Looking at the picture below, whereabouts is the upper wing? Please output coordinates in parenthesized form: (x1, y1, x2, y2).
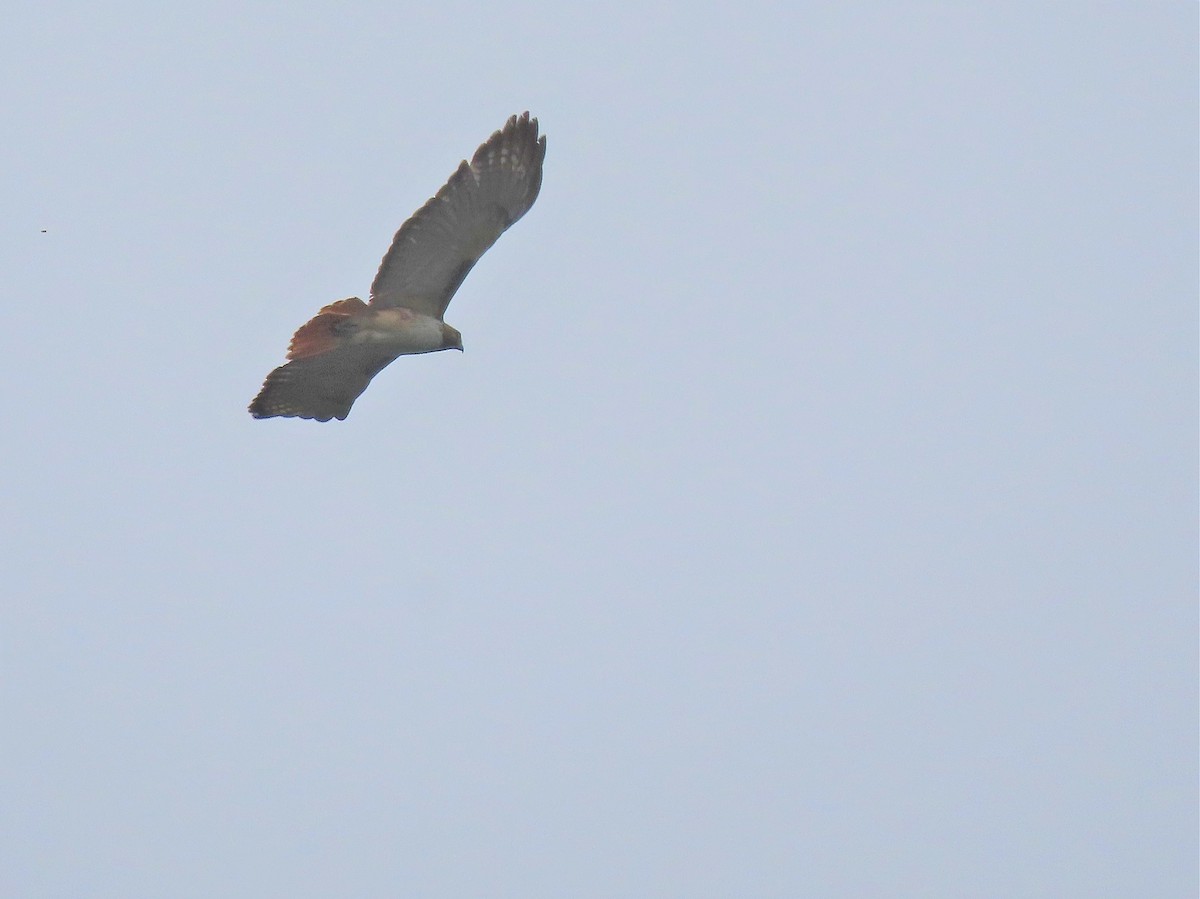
(369, 112, 546, 318)
(248, 343, 401, 421)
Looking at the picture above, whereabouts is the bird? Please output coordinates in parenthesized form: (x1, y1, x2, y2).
(249, 112, 546, 421)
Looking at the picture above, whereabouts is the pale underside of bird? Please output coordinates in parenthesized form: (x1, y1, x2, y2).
(249, 112, 546, 421)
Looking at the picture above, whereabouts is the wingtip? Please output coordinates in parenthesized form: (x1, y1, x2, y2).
(247, 381, 348, 422)
(247, 387, 274, 419)
(503, 110, 540, 139)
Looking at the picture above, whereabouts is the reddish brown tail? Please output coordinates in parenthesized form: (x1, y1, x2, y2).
(287, 297, 369, 360)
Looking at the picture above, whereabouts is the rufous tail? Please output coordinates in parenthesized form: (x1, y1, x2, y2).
(286, 297, 369, 360)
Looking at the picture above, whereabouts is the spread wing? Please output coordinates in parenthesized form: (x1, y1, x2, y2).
(369, 112, 546, 318)
(249, 344, 401, 422)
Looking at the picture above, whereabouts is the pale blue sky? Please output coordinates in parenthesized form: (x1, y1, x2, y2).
(3, 3, 1196, 896)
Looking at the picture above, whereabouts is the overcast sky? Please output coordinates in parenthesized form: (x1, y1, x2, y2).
(2, 3, 1196, 896)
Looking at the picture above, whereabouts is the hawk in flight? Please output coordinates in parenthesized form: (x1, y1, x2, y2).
(250, 112, 546, 421)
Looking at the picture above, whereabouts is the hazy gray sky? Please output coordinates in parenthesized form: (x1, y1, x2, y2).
(3, 3, 1195, 896)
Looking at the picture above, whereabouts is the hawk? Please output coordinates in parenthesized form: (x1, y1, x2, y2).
(250, 112, 546, 421)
